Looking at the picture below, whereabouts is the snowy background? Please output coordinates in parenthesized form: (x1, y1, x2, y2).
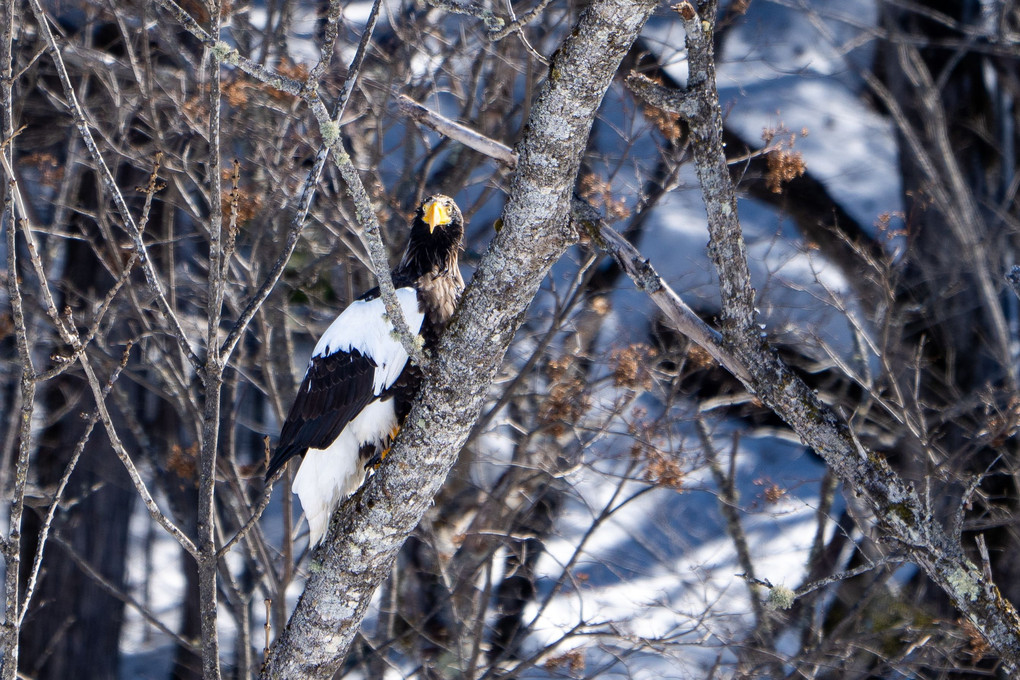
(94, 0, 911, 676)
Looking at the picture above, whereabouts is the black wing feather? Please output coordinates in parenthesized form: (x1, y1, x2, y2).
(266, 347, 377, 480)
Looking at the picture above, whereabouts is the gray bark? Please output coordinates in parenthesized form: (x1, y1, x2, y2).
(260, 0, 660, 674)
(628, 2, 1020, 671)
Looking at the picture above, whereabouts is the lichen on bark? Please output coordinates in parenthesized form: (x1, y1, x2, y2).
(261, 0, 660, 675)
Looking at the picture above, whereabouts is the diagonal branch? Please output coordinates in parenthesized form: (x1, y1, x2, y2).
(629, 2, 1020, 669)
(329, 150, 427, 367)
(261, 0, 661, 673)
(52, 535, 200, 654)
(24, 0, 203, 372)
(397, 94, 517, 168)
(572, 197, 750, 383)
(217, 0, 387, 364)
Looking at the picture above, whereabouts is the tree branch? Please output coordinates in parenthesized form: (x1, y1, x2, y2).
(197, 14, 226, 677)
(573, 197, 751, 383)
(629, 2, 1020, 669)
(396, 94, 517, 168)
(24, 0, 204, 372)
(0, 0, 29, 672)
(1, 198, 34, 680)
(261, 0, 661, 673)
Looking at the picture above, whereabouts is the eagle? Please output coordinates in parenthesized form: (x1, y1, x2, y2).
(267, 195, 465, 547)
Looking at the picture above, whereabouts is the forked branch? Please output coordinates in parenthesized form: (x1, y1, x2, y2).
(627, 2, 1020, 669)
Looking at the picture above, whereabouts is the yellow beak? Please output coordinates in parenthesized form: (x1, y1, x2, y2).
(423, 200, 451, 233)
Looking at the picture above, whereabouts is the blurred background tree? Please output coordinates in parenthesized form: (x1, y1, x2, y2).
(3, 0, 1020, 678)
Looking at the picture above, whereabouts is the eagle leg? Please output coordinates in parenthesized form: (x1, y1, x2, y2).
(362, 424, 402, 471)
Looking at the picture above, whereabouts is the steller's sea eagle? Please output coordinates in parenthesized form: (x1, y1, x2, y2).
(266, 195, 465, 546)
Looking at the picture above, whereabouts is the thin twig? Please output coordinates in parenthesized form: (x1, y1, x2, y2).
(32, 153, 163, 383)
(18, 343, 133, 626)
(794, 556, 901, 598)
(264, 598, 272, 665)
(697, 420, 781, 675)
(697, 421, 764, 619)
(333, 0, 382, 120)
(498, 0, 549, 63)
(52, 536, 201, 654)
(218, 0, 384, 364)
(79, 345, 201, 556)
(24, 0, 203, 371)
(217, 482, 275, 558)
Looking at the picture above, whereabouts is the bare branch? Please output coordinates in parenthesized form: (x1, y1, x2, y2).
(795, 556, 903, 599)
(24, 0, 204, 371)
(397, 95, 518, 168)
(76, 348, 200, 556)
(631, 2, 1020, 668)
(308, 0, 344, 83)
(574, 198, 752, 383)
(489, 0, 556, 40)
(424, 0, 505, 32)
(1, 195, 35, 680)
(217, 482, 275, 559)
(197, 19, 226, 678)
(262, 0, 661, 672)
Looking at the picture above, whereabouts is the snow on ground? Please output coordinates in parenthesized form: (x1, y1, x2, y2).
(520, 425, 833, 676)
(716, 0, 902, 230)
(515, 1, 893, 676)
(120, 494, 187, 679)
(114, 0, 897, 676)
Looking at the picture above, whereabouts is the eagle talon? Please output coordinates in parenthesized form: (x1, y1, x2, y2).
(364, 424, 401, 470)
(363, 449, 387, 471)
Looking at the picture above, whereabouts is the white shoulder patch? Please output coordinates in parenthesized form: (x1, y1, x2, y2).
(312, 286, 424, 394)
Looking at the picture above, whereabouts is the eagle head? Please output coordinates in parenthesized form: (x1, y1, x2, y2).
(402, 195, 464, 278)
(419, 195, 462, 234)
